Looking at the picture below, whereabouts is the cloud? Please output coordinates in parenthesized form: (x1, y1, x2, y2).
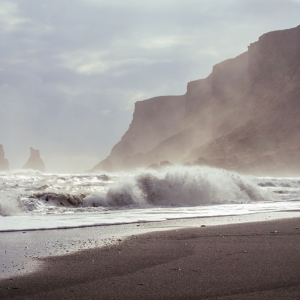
(0, 2, 28, 32)
(139, 35, 188, 50)
(60, 50, 110, 75)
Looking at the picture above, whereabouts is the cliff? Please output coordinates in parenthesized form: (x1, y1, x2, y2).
(23, 147, 46, 172)
(121, 51, 252, 169)
(91, 95, 185, 171)
(0, 145, 9, 171)
(93, 25, 300, 175)
(184, 25, 300, 175)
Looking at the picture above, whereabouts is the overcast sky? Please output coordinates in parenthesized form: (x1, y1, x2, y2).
(1, 0, 299, 172)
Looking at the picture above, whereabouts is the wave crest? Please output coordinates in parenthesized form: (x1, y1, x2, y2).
(1, 166, 275, 215)
(85, 166, 272, 208)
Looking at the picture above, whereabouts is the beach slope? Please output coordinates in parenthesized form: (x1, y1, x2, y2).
(1, 218, 300, 299)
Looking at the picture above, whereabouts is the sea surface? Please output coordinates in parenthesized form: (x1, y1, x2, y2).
(1, 166, 300, 232)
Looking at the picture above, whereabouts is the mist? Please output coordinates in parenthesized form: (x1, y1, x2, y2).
(1, 0, 299, 173)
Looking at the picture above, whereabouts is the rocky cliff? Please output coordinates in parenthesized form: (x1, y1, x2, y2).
(121, 51, 253, 169)
(93, 25, 300, 175)
(23, 147, 45, 172)
(184, 25, 300, 175)
(0, 145, 9, 171)
(91, 95, 185, 171)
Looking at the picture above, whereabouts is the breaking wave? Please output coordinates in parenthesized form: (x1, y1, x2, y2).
(0, 166, 277, 216)
(84, 166, 273, 208)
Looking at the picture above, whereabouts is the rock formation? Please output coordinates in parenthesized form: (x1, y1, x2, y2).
(23, 147, 45, 172)
(0, 145, 9, 171)
(90, 95, 185, 172)
(92, 25, 300, 176)
(184, 26, 300, 175)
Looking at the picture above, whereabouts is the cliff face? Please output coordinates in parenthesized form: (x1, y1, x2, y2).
(91, 95, 185, 171)
(0, 145, 9, 171)
(184, 26, 300, 175)
(23, 147, 45, 172)
(93, 25, 300, 175)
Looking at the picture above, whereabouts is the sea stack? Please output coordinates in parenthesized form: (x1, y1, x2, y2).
(23, 147, 45, 172)
(0, 145, 9, 171)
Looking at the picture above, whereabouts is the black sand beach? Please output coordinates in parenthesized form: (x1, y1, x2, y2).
(1, 217, 300, 299)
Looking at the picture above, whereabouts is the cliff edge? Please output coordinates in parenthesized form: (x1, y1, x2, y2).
(91, 95, 185, 171)
(184, 25, 300, 175)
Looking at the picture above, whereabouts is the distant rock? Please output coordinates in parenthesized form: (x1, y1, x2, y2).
(23, 147, 45, 172)
(160, 161, 174, 168)
(147, 161, 174, 170)
(0, 145, 9, 171)
(147, 163, 160, 170)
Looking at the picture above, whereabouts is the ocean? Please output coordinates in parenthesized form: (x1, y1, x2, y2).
(1, 166, 300, 232)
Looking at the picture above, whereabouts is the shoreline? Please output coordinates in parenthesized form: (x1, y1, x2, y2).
(2, 209, 300, 233)
(1, 216, 300, 299)
(1, 211, 300, 280)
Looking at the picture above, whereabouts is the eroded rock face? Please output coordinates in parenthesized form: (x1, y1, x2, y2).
(23, 147, 45, 172)
(93, 25, 300, 175)
(91, 95, 185, 172)
(184, 26, 300, 175)
(0, 145, 9, 171)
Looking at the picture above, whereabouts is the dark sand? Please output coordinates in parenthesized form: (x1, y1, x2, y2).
(1, 218, 300, 299)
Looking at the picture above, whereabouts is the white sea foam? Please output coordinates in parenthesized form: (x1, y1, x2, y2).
(0, 166, 284, 217)
(0, 192, 22, 216)
(84, 166, 272, 208)
(1, 166, 300, 231)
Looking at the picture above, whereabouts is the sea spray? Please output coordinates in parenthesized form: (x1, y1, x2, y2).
(2, 167, 300, 232)
(0, 193, 23, 216)
(0, 166, 280, 216)
(84, 166, 274, 208)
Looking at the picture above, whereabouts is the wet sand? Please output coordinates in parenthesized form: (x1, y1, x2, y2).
(1, 216, 300, 299)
